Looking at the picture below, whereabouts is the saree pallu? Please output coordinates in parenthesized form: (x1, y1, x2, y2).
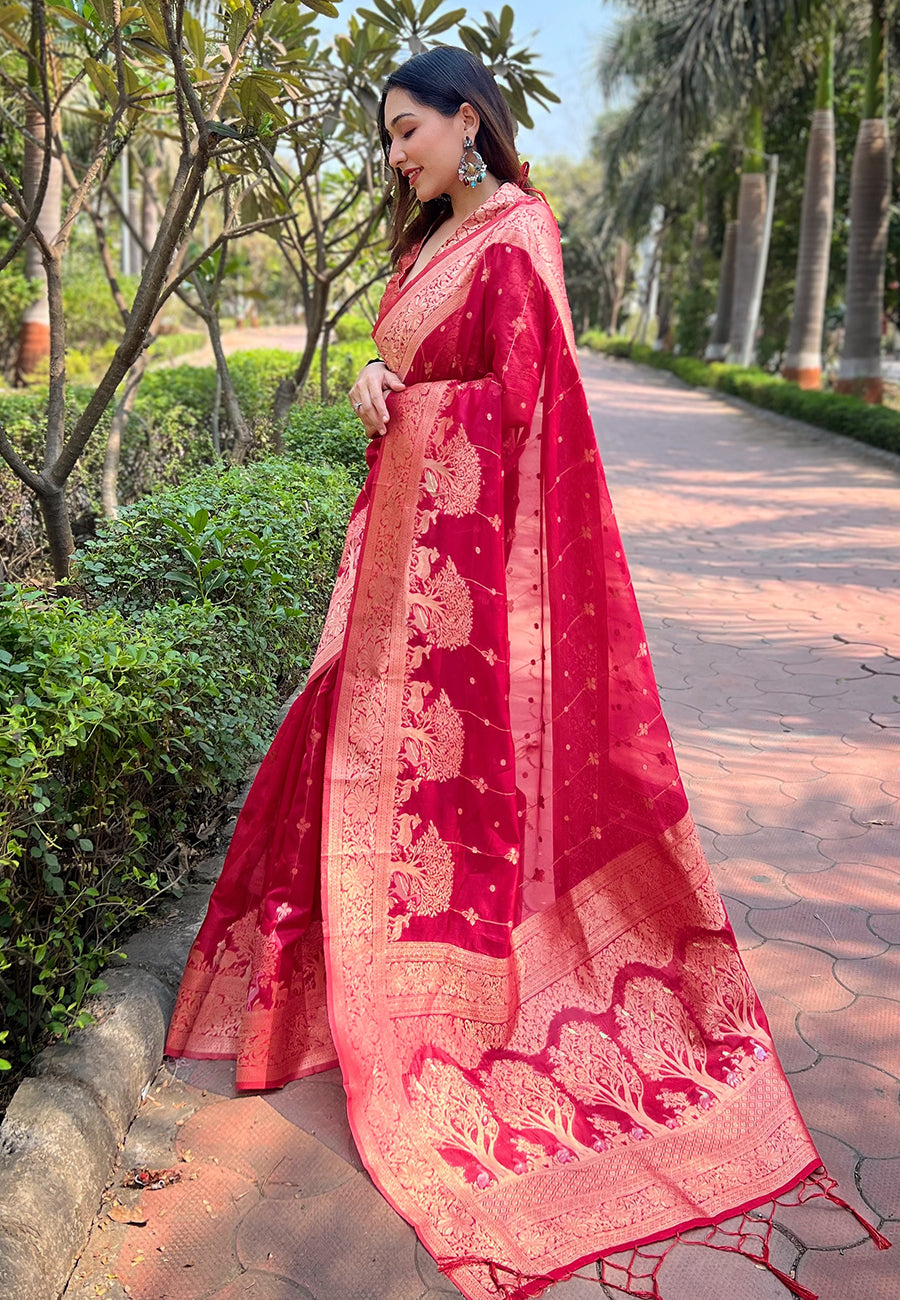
(165, 184, 886, 1299)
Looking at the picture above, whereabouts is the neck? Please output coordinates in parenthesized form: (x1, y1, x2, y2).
(449, 172, 501, 221)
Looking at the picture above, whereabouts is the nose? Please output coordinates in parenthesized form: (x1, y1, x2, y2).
(388, 137, 405, 169)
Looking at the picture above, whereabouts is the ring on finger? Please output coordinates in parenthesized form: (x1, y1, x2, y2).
(353, 400, 363, 411)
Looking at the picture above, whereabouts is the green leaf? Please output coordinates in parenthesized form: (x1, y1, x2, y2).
(227, 8, 248, 56)
(424, 8, 465, 35)
(44, 3, 94, 31)
(296, 0, 338, 14)
(182, 10, 207, 66)
(458, 25, 487, 57)
(84, 56, 118, 104)
(138, 0, 168, 48)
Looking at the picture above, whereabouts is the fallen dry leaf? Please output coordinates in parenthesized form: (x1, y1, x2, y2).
(107, 1205, 148, 1227)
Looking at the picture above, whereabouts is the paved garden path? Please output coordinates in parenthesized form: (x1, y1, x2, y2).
(64, 354, 900, 1300)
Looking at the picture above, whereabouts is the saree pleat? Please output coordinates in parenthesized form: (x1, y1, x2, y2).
(165, 184, 887, 1298)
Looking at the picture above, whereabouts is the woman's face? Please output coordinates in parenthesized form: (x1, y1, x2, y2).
(383, 87, 478, 204)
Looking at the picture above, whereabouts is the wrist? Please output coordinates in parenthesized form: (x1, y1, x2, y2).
(365, 357, 386, 367)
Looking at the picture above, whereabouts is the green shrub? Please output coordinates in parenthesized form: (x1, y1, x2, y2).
(229, 348, 299, 426)
(126, 365, 218, 494)
(334, 314, 375, 342)
(674, 278, 716, 359)
(578, 333, 900, 457)
(283, 399, 369, 486)
(2, 456, 356, 1076)
(148, 331, 206, 363)
(62, 261, 139, 352)
(0, 386, 112, 579)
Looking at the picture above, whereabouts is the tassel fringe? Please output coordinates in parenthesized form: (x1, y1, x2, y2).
(438, 1166, 889, 1299)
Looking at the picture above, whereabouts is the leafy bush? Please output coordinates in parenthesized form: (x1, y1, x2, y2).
(228, 348, 299, 426)
(148, 331, 206, 363)
(0, 386, 112, 580)
(674, 278, 716, 359)
(62, 261, 140, 352)
(283, 399, 369, 486)
(1, 456, 356, 1076)
(579, 333, 900, 456)
(334, 314, 375, 342)
(0, 370, 215, 580)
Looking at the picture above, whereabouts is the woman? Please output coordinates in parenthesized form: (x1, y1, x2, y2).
(165, 47, 886, 1300)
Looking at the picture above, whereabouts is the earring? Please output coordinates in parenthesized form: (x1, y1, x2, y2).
(458, 135, 487, 188)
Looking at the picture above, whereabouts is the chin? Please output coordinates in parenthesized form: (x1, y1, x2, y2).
(414, 174, 456, 205)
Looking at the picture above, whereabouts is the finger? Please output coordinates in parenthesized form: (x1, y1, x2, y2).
(383, 371, 406, 391)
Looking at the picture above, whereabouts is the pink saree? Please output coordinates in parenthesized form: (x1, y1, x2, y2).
(165, 183, 887, 1299)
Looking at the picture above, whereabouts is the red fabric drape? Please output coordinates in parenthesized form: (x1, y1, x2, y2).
(166, 185, 886, 1299)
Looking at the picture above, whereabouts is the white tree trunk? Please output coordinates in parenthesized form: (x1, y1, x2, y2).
(836, 118, 891, 402)
(784, 109, 836, 388)
(15, 101, 63, 381)
(727, 174, 767, 366)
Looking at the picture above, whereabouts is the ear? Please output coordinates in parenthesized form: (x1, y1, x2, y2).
(458, 101, 481, 139)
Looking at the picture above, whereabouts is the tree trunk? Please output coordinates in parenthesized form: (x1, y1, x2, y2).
(102, 351, 149, 517)
(836, 1, 889, 403)
(783, 109, 835, 387)
(706, 220, 738, 361)
(272, 281, 328, 421)
(609, 239, 630, 335)
(784, 22, 835, 389)
(835, 118, 891, 401)
(211, 367, 223, 459)
(319, 330, 330, 402)
(202, 309, 253, 464)
(15, 100, 63, 382)
(37, 486, 75, 584)
(727, 174, 767, 365)
(657, 267, 674, 351)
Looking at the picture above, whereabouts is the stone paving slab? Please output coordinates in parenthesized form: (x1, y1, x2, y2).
(63, 356, 899, 1300)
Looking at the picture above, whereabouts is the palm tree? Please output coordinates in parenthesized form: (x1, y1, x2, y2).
(597, 0, 812, 364)
(783, 16, 836, 387)
(727, 101, 770, 365)
(835, 0, 891, 402)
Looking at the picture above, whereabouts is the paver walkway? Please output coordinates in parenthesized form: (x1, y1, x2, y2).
(64, 355, 900, 1300)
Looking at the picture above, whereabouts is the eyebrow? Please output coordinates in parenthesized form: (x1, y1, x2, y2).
(388, 111, 416, 129)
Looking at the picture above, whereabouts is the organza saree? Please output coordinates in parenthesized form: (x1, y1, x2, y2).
(165, 184, 886, 1299)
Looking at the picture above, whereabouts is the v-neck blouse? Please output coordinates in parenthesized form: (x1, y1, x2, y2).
(394, 182, 521, 292)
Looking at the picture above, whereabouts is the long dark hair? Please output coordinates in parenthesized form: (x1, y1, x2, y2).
(377, 47, 530, 264)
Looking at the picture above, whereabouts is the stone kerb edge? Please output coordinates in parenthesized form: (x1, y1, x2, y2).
(0, 685, 302, 1300)
(0, 906, 199, 1300)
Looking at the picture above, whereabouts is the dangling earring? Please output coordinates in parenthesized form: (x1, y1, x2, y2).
(458, 135, 487, 188)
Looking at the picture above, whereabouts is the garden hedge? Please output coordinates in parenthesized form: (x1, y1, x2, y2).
(0, 456, 357, 1076)
(0, 339, 375, 582)
(579, 332, 900, 458)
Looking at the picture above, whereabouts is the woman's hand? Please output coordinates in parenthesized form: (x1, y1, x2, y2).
(349, 361, 406, 439)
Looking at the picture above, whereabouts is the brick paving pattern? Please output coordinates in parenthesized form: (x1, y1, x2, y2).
(64, 355, 899, 1300)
